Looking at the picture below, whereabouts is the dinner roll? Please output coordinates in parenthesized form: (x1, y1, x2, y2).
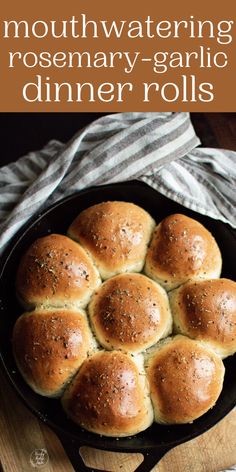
(144, 214, 222, 291)
(62, 350, 153, 436)
(12, 309, 96, 397)
(145, 335, 225, 424)
(16, 234, 101, 310)
(88, 273, 172, 353)
(169, 278, 236, 358)
(68, 201, 155, 279)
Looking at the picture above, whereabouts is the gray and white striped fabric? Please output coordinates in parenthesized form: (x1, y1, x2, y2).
(0, 112, 236, 256)
(220, 468, 236, 472)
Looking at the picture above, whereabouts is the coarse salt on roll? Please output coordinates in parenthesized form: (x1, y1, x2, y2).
(68, 201, 155, 280)
(145, 335, 225, 424)
(62, 350, 153, 436)
(88, 273, 172, 353)
(12, 308, 96, 397)
(144, 214, 222, 291)
(169, 278, 236, 358)
(16, 233, 101, 310)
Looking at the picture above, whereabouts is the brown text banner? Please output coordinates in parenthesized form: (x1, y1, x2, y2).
(0, 0, 235, 111)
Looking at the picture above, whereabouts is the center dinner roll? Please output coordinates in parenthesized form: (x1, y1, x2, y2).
(16, 234, 101, 309)
(144, 214, 222, 291)
(62, 350, 154, 437)
(12, 309, 96, 397)
(169, 278, 236, 358)
(88, 273, 172, 353)
(145, 335, 225, 424)
(68, 201, 155, 279)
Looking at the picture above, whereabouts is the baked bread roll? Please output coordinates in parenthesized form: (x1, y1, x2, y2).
(62, 350, 153, 437)
(12, 309, 96, 397)
(145, 335, 225, 424)
(88, 273, 172, 353)
(169, 278, 236, 358)
(144, 214, 222, 291)
(12, 201, 230, 436)
(16, 234, 101, 309)
(68, 201, 155, 280)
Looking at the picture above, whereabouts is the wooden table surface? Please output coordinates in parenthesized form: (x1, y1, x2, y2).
(0, 112, 236, 472)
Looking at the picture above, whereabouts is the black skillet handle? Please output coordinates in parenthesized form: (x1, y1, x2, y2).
(134, 448, 170, 472)
(57, 431, 170, 472)
(57, 432, 104, 471)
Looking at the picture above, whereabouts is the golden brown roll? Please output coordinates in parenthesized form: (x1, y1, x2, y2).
(169, 278, 236, 358)
(16, 234, 101, 309)
(62, 350, 153, 436)
(12, 309, 96, 397)
(144, 214, 222, 291)
(88, 273, 172, 353)
(145, 335, 225, 424)
(68, 201, 155, 280)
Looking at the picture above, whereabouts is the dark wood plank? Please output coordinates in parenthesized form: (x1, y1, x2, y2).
(191, 113, 236, 150)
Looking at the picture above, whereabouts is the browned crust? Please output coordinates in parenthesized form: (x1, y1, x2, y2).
(171, 279, 236, 356)
(68, 201, 155, 278)
(16, 234, 101, 308)
(12, 309, 93, 396)
(62, 350, 153, 436)
(145, 214, 222, 289)
(88, 273, 172, 352)
(146, 335, 225, 424)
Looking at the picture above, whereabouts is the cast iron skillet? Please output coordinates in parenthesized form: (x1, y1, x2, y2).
(0, 181, 236, 472)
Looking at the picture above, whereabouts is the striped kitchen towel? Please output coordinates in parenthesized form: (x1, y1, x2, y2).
(220, 468, 236, 472)
(0, 111, 236, 255)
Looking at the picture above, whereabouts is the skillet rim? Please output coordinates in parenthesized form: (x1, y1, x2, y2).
(0, 180, 235, 453)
